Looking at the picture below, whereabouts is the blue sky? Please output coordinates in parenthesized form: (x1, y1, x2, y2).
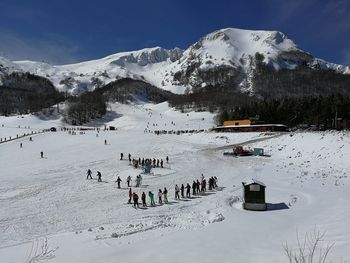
(0, 0, 349, 65)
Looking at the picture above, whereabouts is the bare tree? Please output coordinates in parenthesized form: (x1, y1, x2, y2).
(283, 230, 335, 263)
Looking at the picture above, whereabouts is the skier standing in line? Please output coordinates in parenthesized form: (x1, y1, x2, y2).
(86, 169, 92, 179)
(192, 181, 197, 196)
(186, 183, 191, 198)
(104, 139, 107, 145)
(196, 179, 201, 194)
(175, 184, 180, 200)
(120, 153, 123, 160)
(40, 151, 44, 158)
(148, 191, 155, 206)
(180, 184, 185, 198)
(97, 171, 102, 182)
(132, 192, 139, 208)
(163, 187, 168, 203)
(200, 179, 206, 192)
(20, 143, 22, 148)
(166, 156, 169, 163)
(141, 192, 147, 207)
(160, 159, 163, 168)
(128, 188, 132, 204)
(128, 153, 131, 163)
(126, 175, 132, 187)
(158, 189, 163, 204)
(116, 176, 122, 188)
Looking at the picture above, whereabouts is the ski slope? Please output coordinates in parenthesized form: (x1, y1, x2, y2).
(0, 102, 349, 263)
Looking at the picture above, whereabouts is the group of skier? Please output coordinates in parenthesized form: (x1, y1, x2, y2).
(109, 174, 145, 188)
(128, 174, 218, 208)
(174, 174, 218, 199)
(120, 153, 169, 169)
(128, 187, 169, 208)
(86, 169, 102, 182)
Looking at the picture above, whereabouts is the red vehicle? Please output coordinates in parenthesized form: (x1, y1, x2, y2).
(233, 145, 253, 156)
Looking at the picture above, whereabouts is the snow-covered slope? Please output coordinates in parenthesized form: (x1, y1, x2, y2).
(0, 102, 349, 263)
(14, 47, 184, 94)
(6, 28, 350, 94)
(0, 57, 22, 85)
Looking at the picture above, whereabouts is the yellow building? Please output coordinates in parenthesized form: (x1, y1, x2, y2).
(223, 119, 251, 126)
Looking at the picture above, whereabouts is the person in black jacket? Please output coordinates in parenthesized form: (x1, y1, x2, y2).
(86, 169, 92, 179)
(192, 181, 197, 195)
(186, 183, 191, 198)
(181, 184, 185, 198)
(97, 171, 102, 182)
(141, 192, 147, 207)
(115, 176, 122, 188)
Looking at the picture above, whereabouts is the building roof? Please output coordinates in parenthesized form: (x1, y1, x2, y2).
(242, 179, 266, 187)
(214, 124, 287, 129)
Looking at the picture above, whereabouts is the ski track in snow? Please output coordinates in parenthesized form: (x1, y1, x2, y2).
(0, 102, 350, 263)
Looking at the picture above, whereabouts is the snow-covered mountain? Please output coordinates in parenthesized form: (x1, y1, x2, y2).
(2, 28, 349, 95)
(0, 57, 22, 85)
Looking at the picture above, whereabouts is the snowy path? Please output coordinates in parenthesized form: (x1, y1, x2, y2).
(208, 132, 284, 151)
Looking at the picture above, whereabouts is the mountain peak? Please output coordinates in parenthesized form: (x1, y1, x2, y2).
(201, 27, 298, 54)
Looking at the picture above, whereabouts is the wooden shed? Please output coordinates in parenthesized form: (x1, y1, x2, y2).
(242, 179, 267, 211)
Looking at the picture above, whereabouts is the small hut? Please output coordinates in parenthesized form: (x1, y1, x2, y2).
(242, 179, 266, 211)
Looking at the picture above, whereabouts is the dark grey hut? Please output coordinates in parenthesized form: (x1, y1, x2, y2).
(242, 179, 267, 211)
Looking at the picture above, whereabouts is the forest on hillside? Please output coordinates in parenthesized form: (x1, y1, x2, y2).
(0, 72, 65, 115)
(64, 78, 171, 125)
(215, 94, 350, 129)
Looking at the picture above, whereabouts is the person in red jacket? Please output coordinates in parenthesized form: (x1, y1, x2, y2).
(133, 192, 139, 208)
